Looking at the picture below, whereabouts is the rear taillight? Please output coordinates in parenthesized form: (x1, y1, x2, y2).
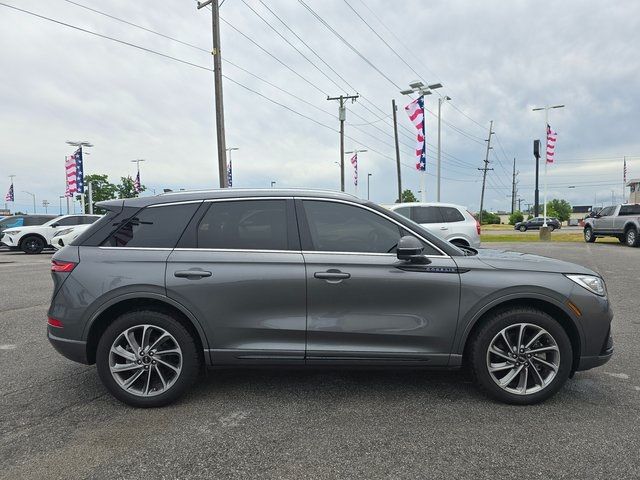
(51, 260, 77, 273)
(468, 211, 481, 235)
(48, 317, 63, 328)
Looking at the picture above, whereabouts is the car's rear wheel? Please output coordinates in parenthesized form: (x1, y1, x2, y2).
(96, 310, 201, 407)
(519, 225, 527, 232)
(584, 226, 596, 243)
(625, 227, 639, 247)
(468, 308, 572, 404)
(21, 235, 45, 254)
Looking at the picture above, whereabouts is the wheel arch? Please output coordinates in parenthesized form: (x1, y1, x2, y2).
(623, 222, 638, 233)
(449, 237, 470, 247)
(459, 296, 581, 373)
(84, 293, 209, 365)
(19, 233, 47, 248)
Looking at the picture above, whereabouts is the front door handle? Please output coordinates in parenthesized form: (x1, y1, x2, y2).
(174, 270, 212, 279)
(314, 271, 351, 281)
(440, 226, 448, 230)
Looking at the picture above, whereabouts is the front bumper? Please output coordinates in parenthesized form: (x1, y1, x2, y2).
(1, 234, 15, 247)
(576, 327, 614, 371)
(48, 330, 89, 364)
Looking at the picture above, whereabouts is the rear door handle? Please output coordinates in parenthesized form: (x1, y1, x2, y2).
(314, 271, 351, 280)
(174, 270, 212, 279)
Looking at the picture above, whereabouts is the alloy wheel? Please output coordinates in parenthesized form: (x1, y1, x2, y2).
(109, 324, 183, 397)
(627, 229, 637, 247)
(486, 323, 560, 395)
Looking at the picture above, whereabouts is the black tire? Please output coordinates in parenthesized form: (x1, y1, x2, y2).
(468, 307, 572, 405)
(618, 236, 626, 244)
(519, 225, 527, 232)
(625, 227, 639, 247)
(21, 235, 45, 254)
(96, 310, 201, 407)
(584, 226, 596, 243)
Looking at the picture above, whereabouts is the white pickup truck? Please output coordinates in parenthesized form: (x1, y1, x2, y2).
(583, 204, 640, 247)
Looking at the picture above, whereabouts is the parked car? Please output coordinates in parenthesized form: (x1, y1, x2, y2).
(583, 204, 640, 247)
(51, 224, 92, 250)
(514, 217, 561, 232)
(1, 214, 101, 254)
(0, 215, 57, 247)
(386, 202, 481, 248)
(47, 189, 613, 407)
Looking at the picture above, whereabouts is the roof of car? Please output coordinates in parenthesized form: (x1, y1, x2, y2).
(97, 188, 363, 209)
(388, 202, 468, 210)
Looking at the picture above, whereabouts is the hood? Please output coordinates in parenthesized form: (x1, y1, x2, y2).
(474, 248, 598, 275)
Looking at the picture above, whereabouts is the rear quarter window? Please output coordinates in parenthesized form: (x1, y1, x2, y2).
(619, 205, 640, 216)
(103, 203, 199, 248)
(440, 207, 465, 223)
(412, 206, 443, 224)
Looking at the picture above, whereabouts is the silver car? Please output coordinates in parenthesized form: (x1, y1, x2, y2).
(387, 202, 481, 248)
(48, 189, 612, 407)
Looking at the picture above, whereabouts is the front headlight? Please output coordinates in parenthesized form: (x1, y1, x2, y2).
(566, 274, 606, 296)
(54, 228, 74, 237)
(5, 230, 20, 235)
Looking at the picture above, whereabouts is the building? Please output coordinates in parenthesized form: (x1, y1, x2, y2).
(569, 205, 592, 226)
(627, 178, 640, 204)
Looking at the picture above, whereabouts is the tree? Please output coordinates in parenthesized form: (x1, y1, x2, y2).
(117, 176, 146, 199)
(82, 174, 117, 213)
(478, 210, 500, 225)
(399, 189, 418, 203)
(546, 198, 572, 223)
(508, 211, 524, 225)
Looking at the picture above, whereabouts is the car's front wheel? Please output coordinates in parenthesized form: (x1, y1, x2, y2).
(21, 235, 45, 254)
(584, 226, 596, 243)
(96, 310, 201, 407)
(468, 308, 572, 404)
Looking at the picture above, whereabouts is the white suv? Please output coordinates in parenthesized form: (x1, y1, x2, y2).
(1, 214, 101, 254)
(387, 202, 481, 248)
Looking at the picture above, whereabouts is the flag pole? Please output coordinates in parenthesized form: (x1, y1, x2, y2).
(543, 109, 548, 227)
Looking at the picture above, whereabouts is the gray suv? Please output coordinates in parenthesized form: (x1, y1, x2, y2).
(48, 190, 613, 407)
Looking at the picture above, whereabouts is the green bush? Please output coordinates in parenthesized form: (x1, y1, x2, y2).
(509, 211, 524, 225)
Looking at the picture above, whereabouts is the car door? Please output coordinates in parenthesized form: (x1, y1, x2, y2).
(165, 198, 307, 365)
(594, 207, 615, 232)
(298, 199, 461, 366)
(411, 206, 448, 240)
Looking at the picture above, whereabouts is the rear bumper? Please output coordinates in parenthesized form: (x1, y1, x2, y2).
(48, 330, 89, 364)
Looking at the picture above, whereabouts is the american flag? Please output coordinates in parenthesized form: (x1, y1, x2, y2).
(350, 153, 358, 187)
(4, 183, 13, 202)
(227, 159, 233, 187)
(405, 96, 426, 171)
(546, 124, 557, 164)
(65, 147, 84, 196)
(134, 170, 141, 194)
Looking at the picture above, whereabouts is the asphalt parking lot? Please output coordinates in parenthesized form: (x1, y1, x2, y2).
(1, 243, 639, 479)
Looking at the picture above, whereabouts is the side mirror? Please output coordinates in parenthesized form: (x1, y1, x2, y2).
(397, 235, 427, 263)
(50, 223, 59, 228)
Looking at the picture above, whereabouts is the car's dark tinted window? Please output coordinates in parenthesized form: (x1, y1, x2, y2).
(197, 200, 289, 250)
(599, 207, 615, 217)
(412, 206, 443, 224)
(440, 207, 465, 223)
(303, 200, 439, 255)
(103, 204, 198, 248)
(393, 206, 411, 218)
(81, 215, 100, 224)
(56, 216, 80, 226)
(1, 217, 23, 228)
(619, 205, 640, 215)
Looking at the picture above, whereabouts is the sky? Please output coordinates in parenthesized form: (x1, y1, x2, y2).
(1, 0, 639, 215)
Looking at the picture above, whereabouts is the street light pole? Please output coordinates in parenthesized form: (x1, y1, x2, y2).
(367, 173, 372, 200)
(23, 191, 36, 214)
(437, 96, 451, 202)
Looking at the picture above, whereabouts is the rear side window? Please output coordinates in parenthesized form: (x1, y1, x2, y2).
(440, 207, 465, 223)
(412, 206, 443, 224)
(56, 217, 80, 226)
(103, 203, 198, 248)
(197, 200, 289, 250)
(393, 206, 411, 218)
(619, 205, 640, 215)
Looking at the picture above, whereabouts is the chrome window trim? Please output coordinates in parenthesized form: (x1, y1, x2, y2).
(147, 200, 204, 208)
(173, 248, 300, 254)
(296, 197, 450, 258)
(203, 196, 291, 203)
(98, 246, 174, 251)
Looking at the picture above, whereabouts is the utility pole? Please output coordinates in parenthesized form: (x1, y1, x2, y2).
(478, 120, 494, 225)
(391, 99, 402, 202)
(511, 158, 519, 214)
(328, 94, 359, 191)
(517, 197, 524, 212)
(42, 200, 50, 213)
(198, 0, 228, 188)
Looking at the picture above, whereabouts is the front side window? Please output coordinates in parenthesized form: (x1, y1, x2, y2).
(412, 206, 443, 224)
(104, 203, 199, 248)
(599, 207, 615, 217)
(197, 200, 289, 250)
(303, 200, 438, 255)
(440, 207, 465, 223)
